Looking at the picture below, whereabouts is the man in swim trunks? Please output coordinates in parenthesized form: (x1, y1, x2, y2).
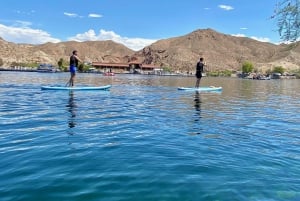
(68, 50, 82, 86)
(195, 57, 205, 88)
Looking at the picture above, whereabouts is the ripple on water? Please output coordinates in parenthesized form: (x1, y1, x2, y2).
(0, 74, 300, 201)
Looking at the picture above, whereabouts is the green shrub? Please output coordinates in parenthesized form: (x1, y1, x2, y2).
(242, 61, 254, 73)
(272, 66, 285, 74)
(207, 71, 219, 77)
(206, 70, 232, 77)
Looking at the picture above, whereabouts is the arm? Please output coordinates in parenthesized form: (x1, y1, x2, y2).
(74, 55, 82, 63)
(202, 62, 206, 72)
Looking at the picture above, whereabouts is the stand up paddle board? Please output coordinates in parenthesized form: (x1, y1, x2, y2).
(41, 85, 111, 91)
(178, 86, 222, 92)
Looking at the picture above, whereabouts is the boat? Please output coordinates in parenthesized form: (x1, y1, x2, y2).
(37, 64, 60, 73)
(103, 72, 115, 76)
(258, 76, 271, 80)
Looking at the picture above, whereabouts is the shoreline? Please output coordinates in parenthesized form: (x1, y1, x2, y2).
(0, 68, 298, 79)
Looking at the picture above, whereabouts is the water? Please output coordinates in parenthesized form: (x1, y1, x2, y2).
(0, 72, 299, 201)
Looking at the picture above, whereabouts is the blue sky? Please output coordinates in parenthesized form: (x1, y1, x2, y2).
(0, 0, 280, 51)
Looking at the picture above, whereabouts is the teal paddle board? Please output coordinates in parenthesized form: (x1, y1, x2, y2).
(41, 85, 111, 91)
(178, 86, 222, 92)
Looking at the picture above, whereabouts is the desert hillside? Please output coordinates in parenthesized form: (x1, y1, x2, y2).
(0, 29, 299, 72)
(0, 38, 135, 66)
(134, 29, 300, 72)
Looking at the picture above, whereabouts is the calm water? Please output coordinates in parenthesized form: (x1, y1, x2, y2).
(0, 72, 299, 201)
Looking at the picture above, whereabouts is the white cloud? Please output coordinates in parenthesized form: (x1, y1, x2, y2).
(250, 36, 270, 43)
(0, 23, 61, 44)
(68, 29, 157, 51)
(64, 12, 101, 18)
(219, 5, 234, 11)
(232, 33, 271, 43)
(0, 21, 155, 50)
(14, 9, 35, 15)
(64, 12, 79, 18)
(240, 27, 248, 30)
(88, 13, 102, 18)
(232, 33, 246, 37)
(12, 20, 32, 28)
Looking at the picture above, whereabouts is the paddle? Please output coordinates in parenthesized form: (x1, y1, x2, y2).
(65, 79, 71, 87)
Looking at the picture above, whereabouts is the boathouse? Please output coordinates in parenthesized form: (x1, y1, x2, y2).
(92, 62, 158, 74)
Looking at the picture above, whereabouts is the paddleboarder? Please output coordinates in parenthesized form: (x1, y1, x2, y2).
(195, 57, 205, 88)
(68, 50, 82, 87)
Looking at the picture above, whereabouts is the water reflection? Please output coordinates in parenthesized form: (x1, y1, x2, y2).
(66, 91, 77, 130)
(194, 91, 201, 116)
(192, 91, 202, 135)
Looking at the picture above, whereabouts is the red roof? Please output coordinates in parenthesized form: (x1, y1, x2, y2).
(92, 62, 159, 69)
(92, 62, 129, 67)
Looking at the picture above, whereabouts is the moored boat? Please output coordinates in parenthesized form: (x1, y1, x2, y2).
(37, 64, 60, 73)
(103, 72, 115, 76)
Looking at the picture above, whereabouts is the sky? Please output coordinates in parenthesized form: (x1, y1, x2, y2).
(0, 0, 281, 51)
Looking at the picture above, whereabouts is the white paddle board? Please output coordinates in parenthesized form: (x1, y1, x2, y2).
(178, 86, 222, 92)
(41, 85, 111, 91)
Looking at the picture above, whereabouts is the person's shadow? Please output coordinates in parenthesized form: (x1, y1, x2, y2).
(66, 91, 77, 130)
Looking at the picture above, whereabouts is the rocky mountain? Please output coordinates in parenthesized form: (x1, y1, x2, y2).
(0, 29, 299, 72)
(0, 38, 135, 66)
(134, 29, 300, 72)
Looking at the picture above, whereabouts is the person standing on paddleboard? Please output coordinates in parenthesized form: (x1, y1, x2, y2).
(195, 57, 205, 88)
(68, 50, 82, 87)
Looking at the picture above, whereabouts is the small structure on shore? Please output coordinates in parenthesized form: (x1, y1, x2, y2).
(92, 62, 158, 74)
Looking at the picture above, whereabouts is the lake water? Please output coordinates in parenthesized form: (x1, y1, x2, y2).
(0, 72, 299, 201)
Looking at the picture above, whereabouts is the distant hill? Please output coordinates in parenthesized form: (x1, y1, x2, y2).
(0, 38, 135, 66)
(0, 29, 299, 72)
(133, 29, 300, 72)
